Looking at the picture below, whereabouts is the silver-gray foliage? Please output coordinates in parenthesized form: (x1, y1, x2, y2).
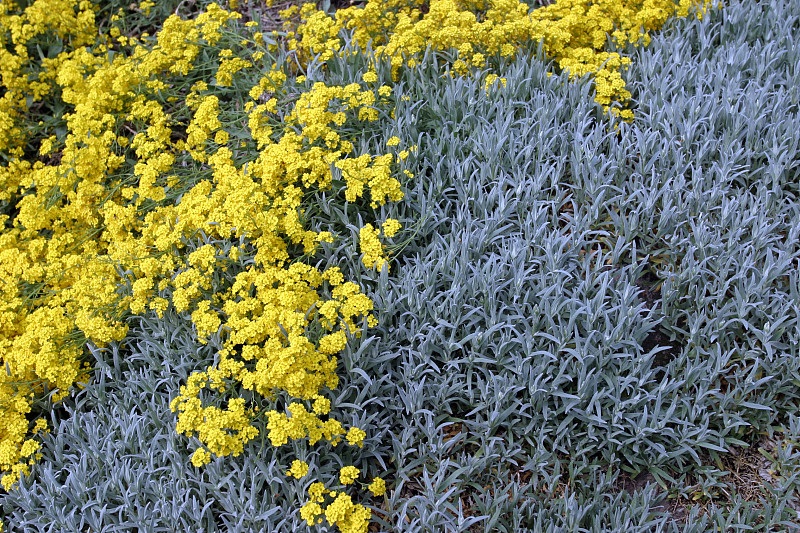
(2, 0, 800, 531)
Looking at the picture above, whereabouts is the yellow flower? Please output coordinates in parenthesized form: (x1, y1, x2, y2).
(339, 465, 360, 485)
(286, 459, 310, 479)
(346, 426, 366, 447)
(312, 395, 332, 415)
(359, 223, 388, 272)
(191, 448, 211, 467)
(308, 482, 328, 503)
(300, 501, 323, 525)
(381, 218, 401, 238)
(368, 477, 386, 496)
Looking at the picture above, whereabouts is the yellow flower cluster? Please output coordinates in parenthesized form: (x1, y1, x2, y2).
(215, 50, 253, 86)
(359, 219, 402, 272)
(0, 0, 97, 158)
(300, 481, 372, 533)
(281, 3, 343, 63)
(339, 465, 360, 484)
(186, 95, 224, 161)
(173, 374, 259, 466)
(0, 0, 114, 489)
(284, 0, 718, 119)
(166, 166, 387, 442)
(484, 73, 508, 93)
(165, 67, 403, 473)
(286, 459, 310, 478)
(368, 476, 386, 496)
(0, 0, 403, 498)
(336, 153, 402, 207)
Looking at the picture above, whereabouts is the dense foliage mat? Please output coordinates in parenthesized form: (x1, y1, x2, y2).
(1, 0, 800, 531)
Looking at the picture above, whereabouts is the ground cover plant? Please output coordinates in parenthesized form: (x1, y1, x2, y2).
(1, 0, 799, 531)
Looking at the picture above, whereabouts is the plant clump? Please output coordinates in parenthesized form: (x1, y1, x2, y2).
(0, 0, 723, 531)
